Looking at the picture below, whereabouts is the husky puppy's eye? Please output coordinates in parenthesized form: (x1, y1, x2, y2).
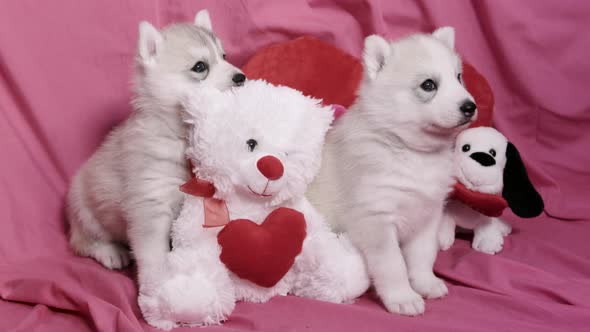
(246, 139, 258, 152)
(489, 149, 496, 157)
(420, 79, 437, 92)
(191, 61, 208, 73)
(462, 144, 471, 152)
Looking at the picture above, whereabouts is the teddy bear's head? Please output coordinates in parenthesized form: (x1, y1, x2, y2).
(182, 80, 334, 206)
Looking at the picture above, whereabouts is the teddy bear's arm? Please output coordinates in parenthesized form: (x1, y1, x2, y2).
(170, 194, 208, 249)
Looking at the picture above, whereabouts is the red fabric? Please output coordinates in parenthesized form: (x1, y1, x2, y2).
(256, 156, 284, 181)
(2, 1, 590, 331)
(202, 199, 230, 228)
(243, 36, 363, 108)
(181, 175, 230, 228)
(451, 183, 508, 217)
(217, 208, 307, 288)
(179, 177, 216, 198)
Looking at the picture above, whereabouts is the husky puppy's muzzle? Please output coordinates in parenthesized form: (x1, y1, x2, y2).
(232, 73, 246, 86)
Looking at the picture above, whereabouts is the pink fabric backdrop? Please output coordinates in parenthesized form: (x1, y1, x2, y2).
(1, 1, 589, 331)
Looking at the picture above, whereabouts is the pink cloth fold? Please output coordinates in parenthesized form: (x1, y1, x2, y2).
(1, 0, 589, 331)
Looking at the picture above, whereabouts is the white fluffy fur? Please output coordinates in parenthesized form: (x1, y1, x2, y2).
(138, 81, 370, 329)
(438, 127, 512, 254)
(66, 10, 244, 290)
(307, 28, 477, 316)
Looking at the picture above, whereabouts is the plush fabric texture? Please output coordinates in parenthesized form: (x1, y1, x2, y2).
(218, 208, 307, 288)
(2, 1, 590, 331)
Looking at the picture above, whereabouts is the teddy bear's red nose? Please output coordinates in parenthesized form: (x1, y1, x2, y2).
(257, 155, 284, 180)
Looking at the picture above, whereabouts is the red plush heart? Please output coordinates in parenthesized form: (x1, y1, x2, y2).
(451, 182, 508, 217)
(217, 207, 307, 288)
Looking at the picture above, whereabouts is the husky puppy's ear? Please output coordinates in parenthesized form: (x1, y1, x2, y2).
(363, 35, 390, 81)
(432, 26, 455, 50)
(138, 21, 163, 63)
(194, 10, 213, 31)
(502, 142, 544, 218)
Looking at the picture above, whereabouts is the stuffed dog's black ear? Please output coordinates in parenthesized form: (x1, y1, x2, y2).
(502, 142, 544, 218)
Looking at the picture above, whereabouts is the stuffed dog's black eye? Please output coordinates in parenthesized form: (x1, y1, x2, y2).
(222, 54, 226, 60)
(191, 61, 208, 73)
(246, 139, 258, 152)
(489, 149, 496, 157)
(420, 79, 437, 92)
(457, 73, 462, 82)
(462, 144, 471, 152)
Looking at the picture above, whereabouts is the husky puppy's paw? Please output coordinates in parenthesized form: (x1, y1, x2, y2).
(438, 227, 455, 251)
(89, 242, 131, 270)
(381, 287, 425, 316)
(410, 275, 448, 299)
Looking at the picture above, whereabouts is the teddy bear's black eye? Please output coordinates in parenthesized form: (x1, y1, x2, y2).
(246, 139, 258, 152)
(457, 73, 462, 83)
(489, 149, 496, 157)
(420, 79, 437, 92)
(462, 144, 471, 152)
(191, 61, 208, 73)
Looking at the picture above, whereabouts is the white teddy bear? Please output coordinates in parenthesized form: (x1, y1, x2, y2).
(138, 80, 370, 330)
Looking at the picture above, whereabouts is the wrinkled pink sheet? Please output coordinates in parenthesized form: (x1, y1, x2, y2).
(1, 1, 589, 331)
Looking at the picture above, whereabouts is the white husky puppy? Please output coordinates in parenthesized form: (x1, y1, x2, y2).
(307, 28, 477, 316)
(66, 10, 245, 287)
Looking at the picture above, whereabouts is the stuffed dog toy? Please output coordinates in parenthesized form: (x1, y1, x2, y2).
(439, 127, 544, 254)
(138, 80, 369, 330)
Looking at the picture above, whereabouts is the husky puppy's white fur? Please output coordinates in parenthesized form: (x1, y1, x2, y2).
(66, 11, 245, 287)
(307, 28, 477, 316)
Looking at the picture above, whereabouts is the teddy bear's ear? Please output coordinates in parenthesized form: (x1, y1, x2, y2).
(304, 101, 335, 137)
(180, 87, 225, 125)
(502, 142, 544, 218)
(320, 104, 336, 131)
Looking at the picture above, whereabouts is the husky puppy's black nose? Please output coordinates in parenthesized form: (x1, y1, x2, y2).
(470, 152, 496, 167)
(460, 100, 477, 118)
(232, 73, 246, 86)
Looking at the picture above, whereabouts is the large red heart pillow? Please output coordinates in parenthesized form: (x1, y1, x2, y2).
(241, 36, 496, 211)
(242, 36, 494, 128)
(217, 207, 307, 288)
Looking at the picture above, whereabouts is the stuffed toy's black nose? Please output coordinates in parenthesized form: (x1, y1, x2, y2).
(470, 152, 496, 167)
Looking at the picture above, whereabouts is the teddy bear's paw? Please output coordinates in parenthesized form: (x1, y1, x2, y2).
(138, 292, 178, 330)
(410, 275, 448, 299)
(337, 239, 371, 301)
(296, 234, 369, 303)
(381, 287, 425, 316)
(144, 317, 177, 331)
(471, 223, 511, 255)
(139, 272, 235, 328)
